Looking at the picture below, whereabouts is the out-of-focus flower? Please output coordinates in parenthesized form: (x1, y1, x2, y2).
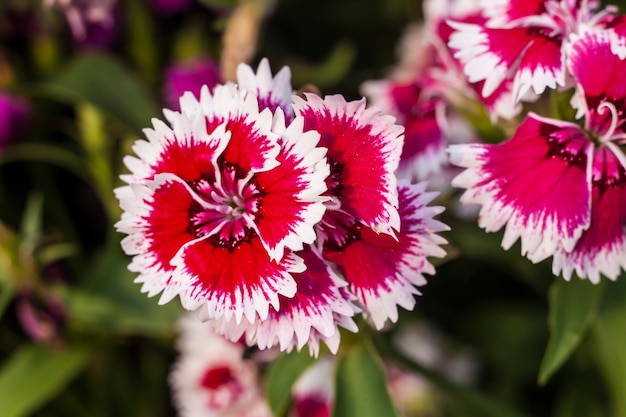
(361, 0, 509, 185)
(149, 0, 193, 15)
(116, 58, 448, 355)
(163, 57, 222, 111)
(170, 313, 272, 417)
(0, 92, 29, 148)
(44, 0, 118, 43)
(449, 29, 626, 283)
(16, 288, 66, 346)
(289, 357, 334, 417)
(448, 0, 618, 102)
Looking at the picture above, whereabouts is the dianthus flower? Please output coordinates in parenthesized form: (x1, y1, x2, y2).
(169, 314, 272, 417)
(450, 29, 626, 283)
(361, 0, 516, 182)
(116, 58, 448, 354)
(448, 0, 617, 102)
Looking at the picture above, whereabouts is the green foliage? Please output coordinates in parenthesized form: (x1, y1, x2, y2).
(0, 345, 91, 417)
(333, 342, 400, 417)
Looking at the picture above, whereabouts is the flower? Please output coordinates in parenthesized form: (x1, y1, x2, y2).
(360, 0, 511, 183)
(117, 58, 449, 354)
(169, 313, 272, 417)
(318, 180, 449, 329)
(0, 92, 29, 148)
(163, 57, 222, 111)
(447, 0, 617, 102)
(116, 72, 329, 324)
(45, 0, 118, 42)
(289, 357, 334, 417)
(449, 28, 626, 283)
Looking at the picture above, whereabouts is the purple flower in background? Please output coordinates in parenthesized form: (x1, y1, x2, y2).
(0, 92, 29, 148)
(163, 57, 222, 111)
(149, 0, 193, 15)
(44, 0, 118, 43)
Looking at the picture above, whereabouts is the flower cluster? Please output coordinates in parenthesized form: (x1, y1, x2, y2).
(447, 0, 626, 283)
(115, 58, 449, 354)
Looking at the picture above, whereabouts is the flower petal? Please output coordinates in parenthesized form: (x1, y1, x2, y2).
(449, 22, 565, 100)
(171, 234, 300, 324)
(253, 110, 330, 259)
(449, 113, 593, 260)
(322, 181, 448, 329)
(553, 145, 626, 283)
(230, 245, 359, 356)
(115, 173, 207, 302)
(292, 93, 404, 235)
(236, 57, 295, 121)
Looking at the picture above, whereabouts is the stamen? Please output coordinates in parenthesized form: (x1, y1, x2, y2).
(597, 101, 619, 143)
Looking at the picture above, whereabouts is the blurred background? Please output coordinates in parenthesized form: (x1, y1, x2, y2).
(0, 1, 624, 416)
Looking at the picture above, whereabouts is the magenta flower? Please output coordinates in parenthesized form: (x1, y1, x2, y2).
(117, 58, 449, 353)
(164, 57, 222, 111)
(448, 0, 617, 101)
(45, 0, 118, 42)
(318, 180, 449, 329)
(116, 78, 329, 325)
(0, 92, 29, 148)
(169, 314, 272, 417)
(449, 29, 626, 283)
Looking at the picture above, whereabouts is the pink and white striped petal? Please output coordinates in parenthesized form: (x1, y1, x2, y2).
(482, 0, 547, 26)
(171, 234, 302, 325)
(252, 110, 329, 259)
(449, 22, 565, 100)
(236, 58, 295, 121)
(118, 106, 228, 185)
(177, 83, 282, 174)
(225, 245, 359, 356)
(361, 79, 447, 180)
(449, 113, 593, 260)
(322, 181, 448, 330)
(292, 93, 404, 235)
(568, 29, 626, 135)
(115, 173, 214, 303)
(553, 145, 626, 283)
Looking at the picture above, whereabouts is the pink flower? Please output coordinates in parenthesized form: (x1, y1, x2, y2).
(117, 58, 449, 353)
(169, 314, 272, 417)
(289, 358, 334, 417)
(164, 57, 222, 111)
(448, 0, 617, 102)
(0, 92, 29, 148)
(361, 0, 513, 183)
(449, 29, 626, 283)
(45, 0, 118, 42)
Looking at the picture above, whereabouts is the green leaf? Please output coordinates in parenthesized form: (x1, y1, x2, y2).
(375, 335, 530, 417)
(0, 284, 15, 319)
(538, 278, 605, 385)
(0, 344, 91, 417)
(41, 53, 158, 135)
(333, 342, 399, 417)
(0, 143, 91, 184)
(58, 238, 181, 337)
(265, 349, 315, 416)
(592, 276, 626, 416)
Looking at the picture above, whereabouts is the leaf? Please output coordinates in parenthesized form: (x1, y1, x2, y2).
(375, 335, 530, 417)
(592, 276, 626, 416)
(538, 277, 604, 385)
(58, 237, 181, 337)
(0, 344, 90, 417)
(0, 143, 91, 184)
(265, 349, 315, 416)
(333, 341, 399, 417)
(41, 53, 158, 135)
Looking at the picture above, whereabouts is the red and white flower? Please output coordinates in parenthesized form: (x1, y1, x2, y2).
(448, 0, 617, 102)
(169, 314, 272, 417)
(117, 58, 449, 353)
(450, 29, 626, 283)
